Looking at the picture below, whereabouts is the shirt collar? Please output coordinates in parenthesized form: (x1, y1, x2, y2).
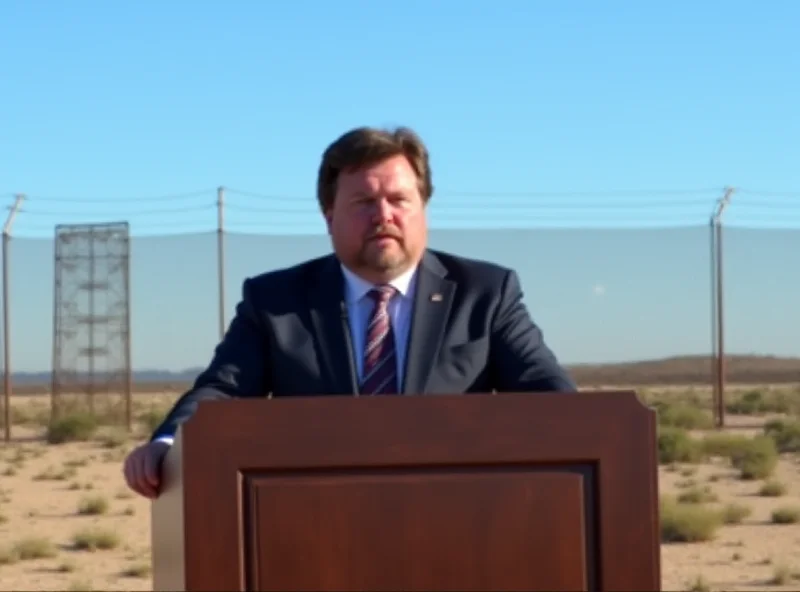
(340, 263, 418, 304)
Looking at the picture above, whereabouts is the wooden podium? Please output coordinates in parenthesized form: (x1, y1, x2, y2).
(152, 391, 660, 592)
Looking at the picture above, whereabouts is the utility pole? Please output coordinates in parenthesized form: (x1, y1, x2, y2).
(710, 211, 718, 426)
(3, 193, 24, 442)
(710, 186, 734, 429)
(217, 186, 226, 341)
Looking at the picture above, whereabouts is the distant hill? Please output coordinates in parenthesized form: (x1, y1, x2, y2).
(7, 354, 799, 394)
(567, 354, 800, 386)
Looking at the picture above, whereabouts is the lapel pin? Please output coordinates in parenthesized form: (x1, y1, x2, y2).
(430, 293, 443, 302)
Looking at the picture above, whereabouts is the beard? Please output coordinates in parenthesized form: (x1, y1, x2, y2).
(356, 236, 410, 272)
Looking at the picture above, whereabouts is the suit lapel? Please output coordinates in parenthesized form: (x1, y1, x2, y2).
(402, 251, 455, 394)
(309, 256, 358, 395)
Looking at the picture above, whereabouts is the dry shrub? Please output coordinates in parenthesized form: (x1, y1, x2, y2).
(46, 412, 98, 444)
(658, 427, 703, 465)
(763, 418, 800, 453)
(660, 496, 721, 543)
(730, 436, 778, 480)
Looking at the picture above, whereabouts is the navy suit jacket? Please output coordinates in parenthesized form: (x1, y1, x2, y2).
(151, 249, 577, 440)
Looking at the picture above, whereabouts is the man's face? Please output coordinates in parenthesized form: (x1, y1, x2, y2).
(325, 154, 427, 283)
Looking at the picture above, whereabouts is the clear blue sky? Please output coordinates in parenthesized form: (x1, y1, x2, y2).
(1, 1, 798, 372)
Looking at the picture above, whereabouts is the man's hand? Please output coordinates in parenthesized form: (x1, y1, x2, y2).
(122, 440, 171, 499)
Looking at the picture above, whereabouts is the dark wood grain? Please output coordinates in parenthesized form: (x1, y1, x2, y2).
(152, 391, 660, 592)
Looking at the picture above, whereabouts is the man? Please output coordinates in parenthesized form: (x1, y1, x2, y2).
(123, 126, 576, 498)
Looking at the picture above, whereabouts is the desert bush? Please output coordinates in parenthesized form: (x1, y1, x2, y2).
(54, 394, 129, 426)
(771, 506, 800, 525)
(71, 527, 120, 551)
(77, 495, 109, 516)
(726, 389, 790, 415)
(121, 562, 152, 578)
(654, 401, 714, 430)
(658, 427, 704, 464)
(660, 496, 721, 543)
(57, 559, 77, 572)
(46, 412, 98, 444)
(34, 465, 77, 481)
(721, 502, 752, 525)
(763, 418, 800, 454)
(686, 574, 712, 592)
(677, 485, 718, 504)
(759, 480, 787, 497)
(769, 564, 795, 585)
(64, 458, 89, 468)
(701, 433, 751, 460)
(12, 536, 57, 560)
(729, 435, 778, 480)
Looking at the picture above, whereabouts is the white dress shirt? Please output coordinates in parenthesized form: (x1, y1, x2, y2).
(339, 263, 418, 385)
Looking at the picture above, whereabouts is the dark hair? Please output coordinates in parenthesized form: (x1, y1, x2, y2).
(317, 126, 433, 211)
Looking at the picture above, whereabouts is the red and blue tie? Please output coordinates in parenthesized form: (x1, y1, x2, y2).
(360, 285, 398, 395)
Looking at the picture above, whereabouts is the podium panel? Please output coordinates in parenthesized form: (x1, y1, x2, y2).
(152, 392, 660, 592)
(246, 467, 592, 591)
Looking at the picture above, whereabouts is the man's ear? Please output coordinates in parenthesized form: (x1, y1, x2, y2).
(323, 210, 333, 235)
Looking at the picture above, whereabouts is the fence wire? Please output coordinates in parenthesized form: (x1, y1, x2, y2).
(1, 212, 798, 438)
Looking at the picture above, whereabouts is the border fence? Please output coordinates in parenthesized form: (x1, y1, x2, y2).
(2, 186, 799, 440)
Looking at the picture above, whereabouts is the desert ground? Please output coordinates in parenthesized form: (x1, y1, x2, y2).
(0, 382, 799, 592)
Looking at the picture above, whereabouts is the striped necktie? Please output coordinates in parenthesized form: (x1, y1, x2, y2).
(360, 285, 398, 395)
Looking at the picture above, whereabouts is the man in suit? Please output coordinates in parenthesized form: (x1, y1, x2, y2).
(123, 125, 576, 498)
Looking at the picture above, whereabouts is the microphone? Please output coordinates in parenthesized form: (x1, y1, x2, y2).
(340, 301, 361, 397)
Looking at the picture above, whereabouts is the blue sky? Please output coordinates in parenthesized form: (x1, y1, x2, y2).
(1, 1, 798, 372)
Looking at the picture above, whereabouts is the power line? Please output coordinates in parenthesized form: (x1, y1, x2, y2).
(10, 196, 800, 215)
(17, 204, 215, 216)
(17, 189, 216, 203)
(425, 188, 723, 198)
(8, 186, 800, 204)
(4, 185, 800, 238)
(225, 187, 723, 202)
(224, 201, 718, 213)
(729, 201, 800, 210)
(737, 188, 800, 197)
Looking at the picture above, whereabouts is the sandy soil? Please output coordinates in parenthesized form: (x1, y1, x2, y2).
(0, 434, 152, 591)
(659, 456, 800, 591)
(1, 391, 799, 592)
